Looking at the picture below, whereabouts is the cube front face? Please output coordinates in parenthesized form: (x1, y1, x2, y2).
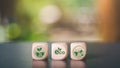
(70, 42, 86, 60)
(51, 43, 68, 60)
(32, 42, 48, 60)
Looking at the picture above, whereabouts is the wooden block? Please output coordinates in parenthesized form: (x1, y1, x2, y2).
(32, 42, 48, 60)
(51, 43, 68, 60)
(70, 42, 87, 60)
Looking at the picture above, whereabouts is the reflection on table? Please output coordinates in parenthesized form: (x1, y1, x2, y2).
(70, 60, 86, 68)
(51, 61, 66, 68)
(32, 60, 47, 68)
(32, 60, 86, 68)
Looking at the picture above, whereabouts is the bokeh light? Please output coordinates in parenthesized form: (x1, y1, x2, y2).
(40, 5, 62, 24)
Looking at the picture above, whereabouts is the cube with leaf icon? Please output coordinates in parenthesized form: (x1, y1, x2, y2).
(32, 42, 48, 60)
(70, 42, 86, 60)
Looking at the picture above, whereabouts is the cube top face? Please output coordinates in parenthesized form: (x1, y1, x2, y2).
(71, 42, 86, 60)
(32, 42, 48, 60)
(51, 43, 68, 60)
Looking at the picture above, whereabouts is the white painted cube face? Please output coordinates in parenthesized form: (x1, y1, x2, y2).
(71, 42, 86, 60)
(32, 42, 48, 60)
(51, 43, 68, 60)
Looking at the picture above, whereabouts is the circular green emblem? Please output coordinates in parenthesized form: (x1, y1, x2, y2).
(73, 46, 85, 58)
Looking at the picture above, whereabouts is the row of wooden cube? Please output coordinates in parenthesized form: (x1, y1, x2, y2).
(32, 42, 87, 60)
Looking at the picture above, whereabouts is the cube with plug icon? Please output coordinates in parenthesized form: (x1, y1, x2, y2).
(32, 42, 48, 60)
(70, 42, 87, 60)
(51, 43, 68, 60)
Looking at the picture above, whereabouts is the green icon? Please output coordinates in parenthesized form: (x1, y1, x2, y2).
(74, 50, 83, 57)
(55, 47, 65, 55)
(35, 47, 45, 58)
(73, 46, 84, 57)
(37, 47, 42, 51)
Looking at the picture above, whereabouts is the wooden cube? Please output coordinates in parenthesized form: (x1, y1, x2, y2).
(32, 42, 48, 60)
(51, 43, 68, 60)
(70, 42, 87, 60)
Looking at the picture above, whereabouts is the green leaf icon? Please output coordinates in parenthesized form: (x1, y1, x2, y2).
(58, 48, 62, 50)
(74, 52, 78, 56)
(37, 48, 42, 51)
(80, 50, 83, 53)
(79, 50, 83, 56)
(74, 50, 84, 57)
(36, 52, 40, 57)
(55, 50, 59, 54)
(36, 52, 45, 57)
(41, 52, 45, 56)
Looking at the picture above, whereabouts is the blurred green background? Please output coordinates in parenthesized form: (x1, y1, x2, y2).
(0, 0, 112, 42)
